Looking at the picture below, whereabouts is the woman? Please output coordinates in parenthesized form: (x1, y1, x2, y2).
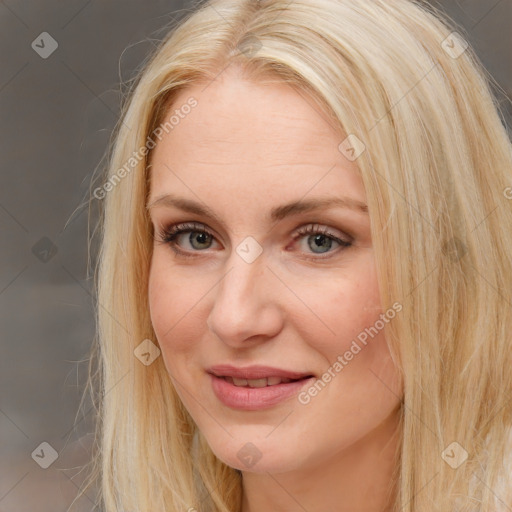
(83, 0, 512, 510)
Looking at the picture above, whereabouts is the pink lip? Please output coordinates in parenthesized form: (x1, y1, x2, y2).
(207, 365, 315, 411)
(207, 364, 313, 380)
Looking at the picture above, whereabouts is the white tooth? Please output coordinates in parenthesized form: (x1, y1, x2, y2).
(232, 377, 248, 386)
(267, 377, 282, 386)
(247, 378, 268, 388)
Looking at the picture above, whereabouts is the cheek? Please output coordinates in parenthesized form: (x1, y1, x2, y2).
(292, 251, 383, 353)
(147, 255, 205, 359)
(299, 263, 401, 441)
(293, 252, 401, 396)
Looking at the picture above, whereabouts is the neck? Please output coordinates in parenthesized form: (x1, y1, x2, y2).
(240, 409, 401, 512)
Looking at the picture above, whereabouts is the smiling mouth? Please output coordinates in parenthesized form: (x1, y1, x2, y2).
(221, 376, 313, 388)
(209, 372, 316, 410)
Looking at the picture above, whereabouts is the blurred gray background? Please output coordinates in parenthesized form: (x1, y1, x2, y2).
(0, 1, 510, 510)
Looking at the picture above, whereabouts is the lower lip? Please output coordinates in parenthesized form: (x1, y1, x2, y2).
(209, 374, 315, 411)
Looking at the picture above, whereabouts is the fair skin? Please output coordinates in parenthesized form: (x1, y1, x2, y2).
(147, 65, 403, 512)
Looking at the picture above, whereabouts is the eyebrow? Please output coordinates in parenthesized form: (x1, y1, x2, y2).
(146, 193, 368, 223)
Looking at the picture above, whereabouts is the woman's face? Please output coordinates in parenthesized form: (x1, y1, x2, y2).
(147, 66, 402, 474)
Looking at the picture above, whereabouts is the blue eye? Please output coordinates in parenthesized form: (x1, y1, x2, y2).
(292, 224, 352, 255)
(157, 222, 216, 256)
(307, 233, 336, 253)
(180, 230, 212, 250)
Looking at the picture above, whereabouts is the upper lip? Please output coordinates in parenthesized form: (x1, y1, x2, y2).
(207, 364, 314, 380)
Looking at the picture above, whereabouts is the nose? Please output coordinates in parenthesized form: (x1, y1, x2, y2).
(206, 248, 284, 347)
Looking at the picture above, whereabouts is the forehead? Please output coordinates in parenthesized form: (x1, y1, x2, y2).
(148, 68, 364, 206)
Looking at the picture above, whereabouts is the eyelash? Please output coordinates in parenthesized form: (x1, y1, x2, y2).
(155, 221, 352, 260)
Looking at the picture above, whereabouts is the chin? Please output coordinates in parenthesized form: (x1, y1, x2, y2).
(220, 452, 298, 474)
(205, 434, 308, 474)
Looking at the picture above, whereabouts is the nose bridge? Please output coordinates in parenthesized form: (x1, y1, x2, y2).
(219, 233, 267, 301)
(207, 243, 281, 343)
(216, 248, 265, 314)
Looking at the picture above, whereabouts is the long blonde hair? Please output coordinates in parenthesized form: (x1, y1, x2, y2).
(80, 0, 512, 510)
